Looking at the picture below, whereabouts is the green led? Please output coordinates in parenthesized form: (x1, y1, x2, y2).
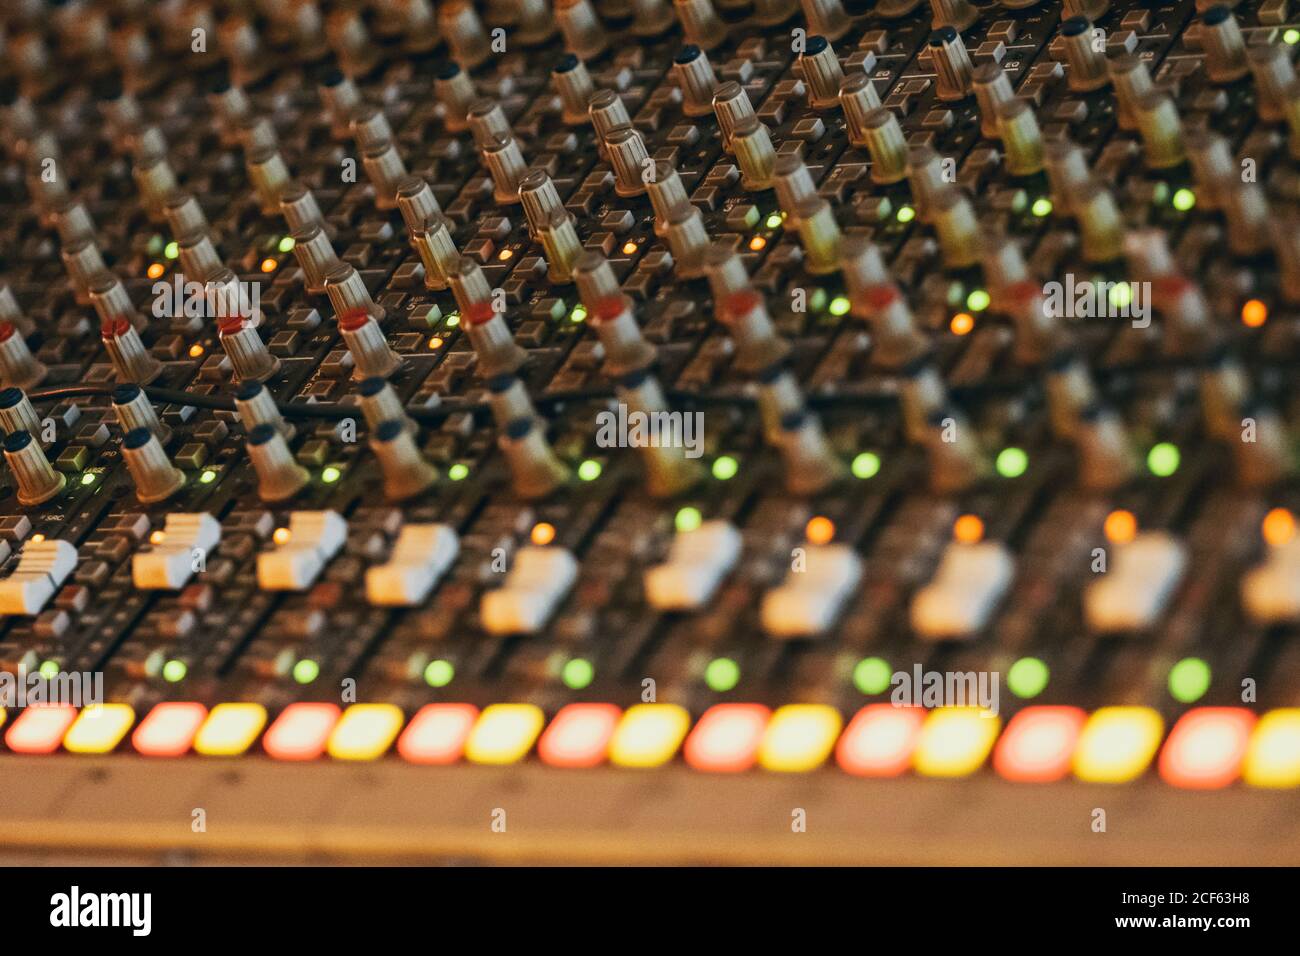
(675, 506, 703, 533)
(321, 466, 342, 483)
(1007, 657, 1049, 699)
(995, 446, 1029, 479)
(448, 463, 469, 481)
(853, 656, 892, 695)
(829, 295, 851, 316)
(851, 451, 881, 480)
(570, 305, 588, 323)
(765, 213, 783, 229)
(80, 472, 97, 486)
(712, 455, 739, 480)
(277, 236, 296, 253)
(1109, 281, 1134, 310)
(162, 659, 188, 683)
(199, 469, 217, 484)
(1171, 188, 1196, 212)
(424, 659, 455, 688)
(1031, 197, 1053, 217)
(966, 288, 991, 312)
(163, 241, 179, 260)
(705, 657, 740, 692)
(562, 657, 595, 690)
(577, 459, 602, 481)
(292, 658, 320, 684)
(147, 234, 165, 256)
(444, 311, 461, 328)
(1147, 442, 1180, 477)
(1169, 657, 1211, 703)
(39, 660, 60, 680)
(896, 205, 916, 224)
(1287, 28, 1300, 44)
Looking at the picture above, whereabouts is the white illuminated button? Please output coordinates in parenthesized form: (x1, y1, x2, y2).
(911, 541, 1015, 639)
(256, 510, 348, 591)
(0, 539, 78, 615)
(644, 520, 742, 611)
(365, 523, 460, 606)
(1085, 531, 1187, 632)
(132, 513, 222, 590)
(1242, 539, 1300, 623)
(761, 544, 862, 638)
(480, 545, 578, 635)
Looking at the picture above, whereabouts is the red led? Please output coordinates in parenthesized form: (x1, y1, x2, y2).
(1159, 707, 1256, 790)
(993, 706, 1087, 783)
(4, 705, 78, 755)
(132, 701, 208, 757)
(684, 704, 770, 773)
(262, 702, 341, 761)
(537, 703, 621, 768)
(396, 703, 478, 765)
(835, 704, 924, 777)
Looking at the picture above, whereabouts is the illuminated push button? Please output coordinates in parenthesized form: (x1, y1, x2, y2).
(910, 541, 1014, 639)
(328, 703, 405, 761)
(365, 523, 459, 606)
(480, 546, 578, 635)
(1158, 708, 1255, 789)
(538, 703, 621, 768)
(63, 704, 136, 754)
(194, 703, 268, 756)
(4, 705, 78, 754)
(758, 704, 842, 772)
(992, 706, 1087, 783)
(761, 544, 862, 638)
(256, 510, 348, 591)
(644, 519, 742, 611)
(1241, 539, 1300, 623)
(684, 704, 771, 772)
(132, 512, 221, 590)
(836, 705, 925, 777)
(1073, 706, 1164, 783)
(133, 701, 208, 757)
(397, 704, 479, 764)
(1243, 709, 1300, 788)
(263, 702, 341, 761)
(609, 703, 691, 767)
(0, 538, 77, 615)
(1084, 531, 1187, 632)
(913, 707, 1000, 777)
(465, 703, 545, 765)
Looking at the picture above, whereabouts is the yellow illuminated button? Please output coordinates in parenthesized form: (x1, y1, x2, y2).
(758, 704, 843, 772)
(194, 703, 268, 756)
(914, 707, 1001, 777)
(63, 704, 135, 754)
(609, 704, 691, 768)
(1244, 708, 1300, 788)
(328, 703, 405, 761)
(1073, 706, 1164, 783)
(465, 703, 545, 765)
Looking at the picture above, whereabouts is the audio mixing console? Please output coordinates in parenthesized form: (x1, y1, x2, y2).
(0, 0, 1299, 865)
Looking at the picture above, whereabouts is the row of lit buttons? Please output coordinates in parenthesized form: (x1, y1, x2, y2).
(1, 702, 1297, 789)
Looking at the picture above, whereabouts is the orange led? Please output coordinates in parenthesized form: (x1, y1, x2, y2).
(398, 703, 479, 764)
(498, 248, 514, 261)
(1241, 299, 1268, 328)
(538, 703, 621, 768)
(149, 530, 166, 545)
(836, 704, 925, 777)
(428, 336, 444, 350)
(749, 236, 766, 251)
(133, 702, 208, 756)
(993, 706, 1087, 783)
(1104, 508, 1137, 545)
(1263, 507, 1296, 547)
(622, 241, 638, 255)
(260, 257, 278, 273)
(684, 703, 770, 772)
(953, 514, 984, 544)
(949, 312, 974, 335)
(531, 521, 556, 546)
(273, 527, 292, 545)
(806, 515, 835, 545)
(1159, 708, 1255, 789)
(30, 534, 45, 544)
(146, 262, 165, 280)
(262, 702, 341, 761)
(187, 343, 205, 358)
(4, 705, 77, 754)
